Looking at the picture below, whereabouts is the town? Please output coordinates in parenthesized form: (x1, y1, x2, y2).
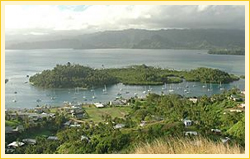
(5, 88, 245, 154)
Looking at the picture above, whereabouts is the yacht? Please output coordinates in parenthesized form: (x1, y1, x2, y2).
(103, 85, 107, 94)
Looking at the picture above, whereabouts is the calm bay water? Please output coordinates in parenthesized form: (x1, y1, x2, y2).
(5, 49, 245, 109)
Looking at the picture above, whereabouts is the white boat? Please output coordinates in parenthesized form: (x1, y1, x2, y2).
(219, 82, 225, 91)
(162, 83, 167, 90)
(103, 85, 107, 94)
(12, 99, 17, 103)
(148, 86, 152, 92)
(169, 85, 174, 92)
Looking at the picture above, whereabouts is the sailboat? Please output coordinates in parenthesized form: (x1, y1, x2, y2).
(51, 90, 56, 100)
(169, 85, 174, 92)
(83, 91, 87, 101)
(125, 86, 129, 94)
(92, 91, 96, 99)
(148, 86, 152, 93)
(143, 86, 147, 94)
(208, 82, 212, 92)
(219, 82, 225, 91)
(162, 83, 167, 90)
(202, 81, 207, 88)
(103, 85, 107, 94)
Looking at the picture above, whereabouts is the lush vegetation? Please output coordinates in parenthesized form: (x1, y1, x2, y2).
(29, 62, 118, 88)
(30, 64, 239, 88)
(182, 67, 240, 83)
(208, 48, 245, 55)
(7, 88, 245, 154)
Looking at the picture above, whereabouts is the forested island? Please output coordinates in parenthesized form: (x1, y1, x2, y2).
(29, 63, 239, 89)
(208, 48, 245, 55)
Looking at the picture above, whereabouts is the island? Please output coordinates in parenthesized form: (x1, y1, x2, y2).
(208, 48, 245, 55)
(29, 63, 240, 88)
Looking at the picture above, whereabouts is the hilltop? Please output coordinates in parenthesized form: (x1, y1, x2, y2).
(6, 29, 245, 50)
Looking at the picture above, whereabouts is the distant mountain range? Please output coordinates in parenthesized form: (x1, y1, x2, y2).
(5, 29, 245, 50)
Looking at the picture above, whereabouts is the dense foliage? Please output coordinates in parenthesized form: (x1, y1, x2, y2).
(182, 67, 240, 83)
(7, 89, 245, 154)
(30, 64, 239, 88)
(29, 63, 118, 88)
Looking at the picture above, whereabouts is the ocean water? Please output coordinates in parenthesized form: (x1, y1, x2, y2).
(5, 49, 245, 109)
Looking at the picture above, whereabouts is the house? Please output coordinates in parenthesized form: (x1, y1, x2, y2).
(221, 137, 230, 144)
(189, 97, 198, 103)
(81, 135, 90, 142)
(47, 136, 59, 140)
(183, 119, 192, 127)
(22, 139, 36, 145)
(72, 112, 85, 119)
(94, 103, 104, 108)
(230, 95, 242, 102)
(211, 129, 221, 134)
(63, 120, 72, 127)
(70, 122, 81, 128)
(5, 126, 13, 134)
(238, 103, 245, 109)
(13, 125, 24, 133)
(110, 99, 128, 106)
(140, 121, 146, 127)
(7, 141, 25, 148)
(114, 124, 125, 129)
(229, 109, 243, 113)
(71, 108, 85, 119)
(241, 90, 245, 95)
(185, 131, 198, 136)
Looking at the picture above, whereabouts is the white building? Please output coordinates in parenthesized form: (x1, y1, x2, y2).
(94, 103, 104, 108)
(185, 131, 198, 136)
(183, 119, 192, 127)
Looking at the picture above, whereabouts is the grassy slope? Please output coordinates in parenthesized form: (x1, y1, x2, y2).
(84, 106, 131, 122)
(133, 137, 244, 154)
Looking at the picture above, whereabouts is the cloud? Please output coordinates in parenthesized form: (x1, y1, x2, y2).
(5, 5, 245, 35)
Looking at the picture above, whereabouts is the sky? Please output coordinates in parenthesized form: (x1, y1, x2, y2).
(5, 5, 245, 36)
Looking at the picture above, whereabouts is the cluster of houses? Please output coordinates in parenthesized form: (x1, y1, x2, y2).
(59, 104, 86, 119)
(6, 111, 55, 121)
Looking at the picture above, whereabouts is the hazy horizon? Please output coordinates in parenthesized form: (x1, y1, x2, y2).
(5, 5, 245, 40)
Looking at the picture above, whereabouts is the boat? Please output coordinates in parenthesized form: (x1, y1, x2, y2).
(148, 86, 152, 93)
(103, 85, 107, 94)
(143, 86, 147, 94)
(14, 91, 17, 94)
(36, 99, 41, 102)
(202, 81, 207, 88)
(26, 75, 29, 78)
(169, 85, 174, 92)
(117, 92, 122, 96)
(162, 83, 167, 90)
(208, 82, 213, 91)
(92, 91, 96, 99)
(12, 99, 17, 103)
(5, 79, 9, 84)
(51, 97, 56, 100)
(219, 82, 225, 91)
